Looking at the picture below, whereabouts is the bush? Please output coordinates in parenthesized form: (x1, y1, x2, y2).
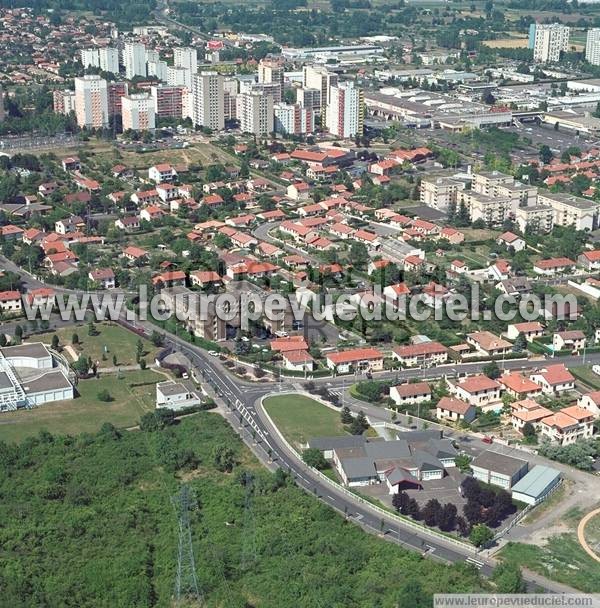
(97, 389, 113, 402)
(302, 448, 328, 470)
(470, 524, 494, 547)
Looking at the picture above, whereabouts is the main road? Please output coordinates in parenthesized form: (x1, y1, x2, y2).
(119, 314, 589, 593)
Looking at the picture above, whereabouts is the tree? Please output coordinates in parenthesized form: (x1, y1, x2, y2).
(421, 498, 443, 527)
(482, 361, 501, 380)
(406, 498, 421, 520)
(136, 338, 144, 363)
(213, 444, 236, 473)
(438, 503, 458, 532)
(340, 406, 353, 424)
(51, 334, 60, 350)
(492, 562, 526, 592)
(72, 333, 79, 345)
(14, 325, 23, 340)
(88, 321, 96, 336)
(150, 330, 164, 347)
(469, 523, 494, 547)
(302, 448, 328, 470)
(456, 516, 471, 537)
(73, 355, 90, 375)
(539, 144, 553, 164)
(512, 332, 527, 353)
(396, 580, 431, 608)
(349, 410, 369, 435)
(392, 491, 410, 514)
(0, 333, 6, 347)
(522, 421, 537, 441)
(349, 241, 369, 270)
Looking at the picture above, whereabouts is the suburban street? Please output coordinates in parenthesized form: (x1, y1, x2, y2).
(1, 260, 596, 592)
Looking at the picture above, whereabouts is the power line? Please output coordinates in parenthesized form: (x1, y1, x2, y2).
(172, 484, 203, 606)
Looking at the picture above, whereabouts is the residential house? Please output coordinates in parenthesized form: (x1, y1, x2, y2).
(436, 396, 476, 424)
(578, 250, 600, 271)
(498, 373, 542, 400)
(325, 348, 384, 375)
(390, 382, 432, 406)
(122, 246, 149, 264)
(450, 375, 502, 411)
(0, 290, 23, 314)
(533, 257, 575, 276)
(149, 163, 177, 183)
(539, 406, 595, 446)
(190, 270, 222, 289)
(577, 391, 600, 416)
(466, 331, 511, 357)
(497, 231, 526, 251)
(392, 342, 448, 368)
(553, 330, 586, 353)
(89, 268, 116, 289)
(529, 364, 575, 395)
(506, 321, 544, 342)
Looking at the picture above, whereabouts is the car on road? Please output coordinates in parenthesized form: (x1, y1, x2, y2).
(482, 435, 494, 444)
(208, 350, 219, 356)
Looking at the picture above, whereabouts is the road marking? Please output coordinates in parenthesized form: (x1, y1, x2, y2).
(466, 557, 484, 569)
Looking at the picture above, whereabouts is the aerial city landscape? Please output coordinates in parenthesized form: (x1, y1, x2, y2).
(2, 0, 600, 605)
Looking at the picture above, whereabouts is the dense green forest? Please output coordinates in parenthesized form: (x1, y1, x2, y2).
(0, 414, 483, 607)
(0, 0, 156, 27)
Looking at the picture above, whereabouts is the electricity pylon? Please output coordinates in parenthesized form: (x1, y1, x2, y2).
(172, 485, 203, 607)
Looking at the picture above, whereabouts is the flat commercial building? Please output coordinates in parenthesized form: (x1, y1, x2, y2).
(0, 343, 74, 411)
(471, 451, 529, 490)
(74, 75, 108, 129)
(511, 465, 562, 505)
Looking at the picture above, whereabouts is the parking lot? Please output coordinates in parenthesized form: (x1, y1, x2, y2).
(504, 123, 596, 152)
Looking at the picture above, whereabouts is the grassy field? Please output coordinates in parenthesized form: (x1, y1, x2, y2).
(571, 366, 600, 391)
(0, 369, 162, 443)
(583, 510, 600, 556)
(498, 534, 600, 593)
(263, 394, 347, 447)
(499, 505, 600, 592)
(31, 322, 159, 367)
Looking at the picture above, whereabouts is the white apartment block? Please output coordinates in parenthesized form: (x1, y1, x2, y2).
(124, 42, 147, 79)
(145, 49, 159, 64)
(223, 77, 238, 121)
(303, 65, 338, 123)
(122, 93, 155, 131)
(326, 81, 363, 139)
(167, 66, 192, 89)
(420, 176, 465, 212)
(148, 60, 168, 82)
(533, 24, 570, 63)
(0, 84, 4, 122)
(74, 75, 109, 129)
(258, 56, 285, 103)
(297, 87, 321, 112)
(53, 90, 76, 115)
(80, 48, 100, 69)
(192, 72, 224, 130)
(99, 47, 119, 74)
(458, 190, 515, 225)
(587, 28, 600, 66)
(274, 102, 314, 135)
(515, 205, 554, 233)
(174, 47, 198, 74)
(237, 91, 274, 136)
(537, 191, 600, 231)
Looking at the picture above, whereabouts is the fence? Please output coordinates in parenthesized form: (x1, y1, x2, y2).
(259, 391, 477, 554)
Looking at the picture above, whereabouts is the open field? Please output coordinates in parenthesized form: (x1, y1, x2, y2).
(30, 322, 160, 367)
(571, 366, 600, 391)
(482, 38, 528, 49)
(498, 505, 600, 593)
(263, 394, 347, 447)
(0, 369, 162, 443)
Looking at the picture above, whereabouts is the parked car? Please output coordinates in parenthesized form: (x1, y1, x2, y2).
(482, 436, 494, 444)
